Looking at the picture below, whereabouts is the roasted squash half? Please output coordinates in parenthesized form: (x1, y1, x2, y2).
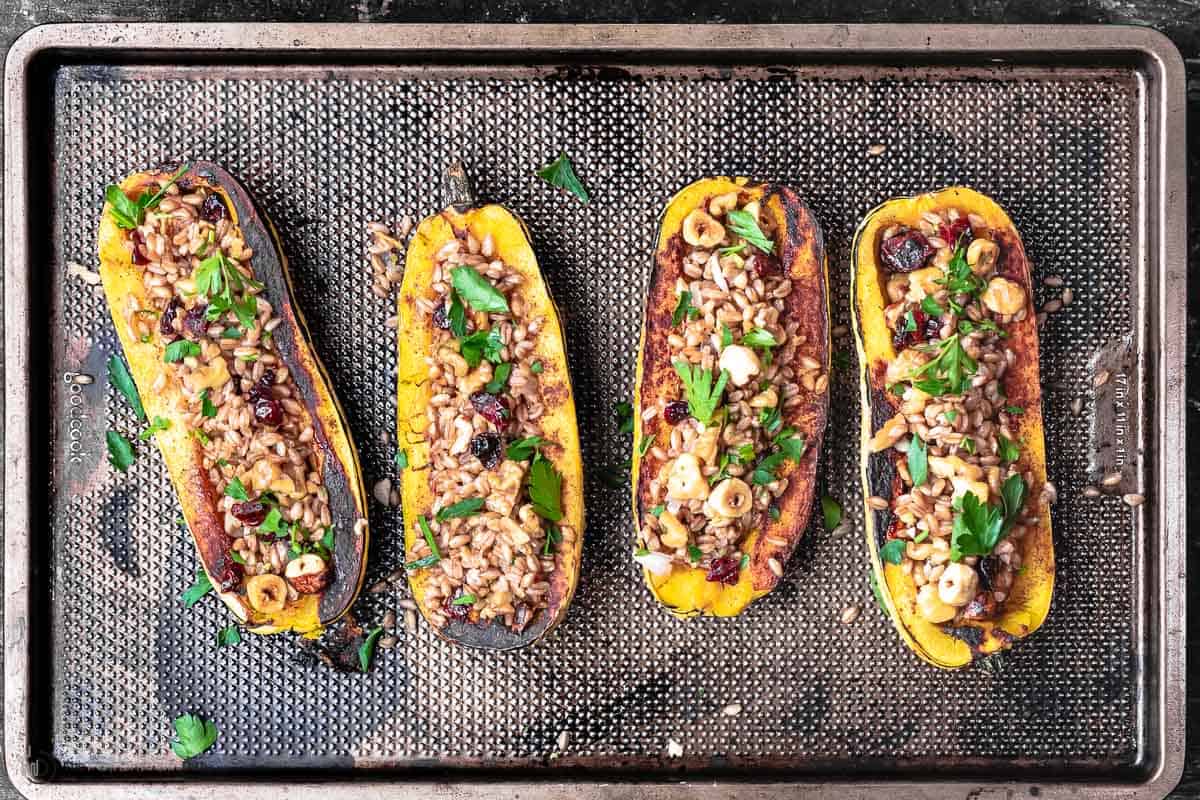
(98, 162, 369, 635)
(396, 163, 584, 649)
(851, 187, 1054, 669)
(632, 177, 830, 617)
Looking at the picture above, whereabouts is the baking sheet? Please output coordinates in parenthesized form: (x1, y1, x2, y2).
(3, 23, 1187, 800)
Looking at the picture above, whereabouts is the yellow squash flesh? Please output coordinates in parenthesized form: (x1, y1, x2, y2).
(97, 163, 369, 635)
(633, 177, 830, 617)
(851, 186, 1055, 669)
(397, 202, 584, 649)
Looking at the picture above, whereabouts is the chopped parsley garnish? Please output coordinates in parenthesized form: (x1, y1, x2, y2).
(902, 310, 917, 333)
(907, 334, 977, 396)
(229, 551, 246, 565)
(741, 327, 778, 350)
(418, 515, 441, 559)
(614, 401, 634, 434)
(943, 410, 958, 422)
(216, 625, 241, 648)
(750, 452, 787, 486)
(195, 249, 262, 329)
(949, 474, 1027, 561)
(452, 594, 477, 606)
(220, 326, 243, 339)
(163, 339, 201, 363)
(958, 319, 1006, 337)
(435, 498, 484, 522)
(191, 428, 210, 446)
(104, 163, 189, 230)
(259, 507, 286, 535)
(1005, 405, 1025, 415)
(450, 266, 509, 314)
(880, 538, 906, 565)
(528, 454, 564, 521)
(638, 433, 655, 457)
(358, 626, 384, 672)
(224, 477, 249, 501)
(997, 435, 1021, 463)
(776, 430, 807, 462)
(672, 361, 729, 426)
(961, 436, 976, 455)
(531, 360, 544, 374)
(720, 323, 733, 348)
(649, 504, 665, 517)
(485, 362, 513, 394)
(671, 290, 700, 327)
(687, 545, 703, 564)
(106, 430, 135, 471)
(758, 404, 783, 436)
(920, 296, 946, 316)
(536, 152, 590, 204)
(831, 350, 851, 371)
(937, 245, 986, 297)
(139, 416, 171, 440)
(169, 712, 218, 760)
(404, 554, 440, 571)
(769, 505, 781, 521)
(107, 355, 145, 421)
(200, 389, 217, 418)
(181, 567, 212, 608)
(907, 434, 928, 486)
(506, 435, 547, 462)
(740, 554, 751, 570)
(542, 524, 562, 556)
(447, 290, 468, 337)
(821, 495, 843, 531)
(725, 209, 774, 254)
(395, 449, 408, 469)
(459, 328, 504, 369)
(719, 243, 748, 257)
(913, 530, 929, 543)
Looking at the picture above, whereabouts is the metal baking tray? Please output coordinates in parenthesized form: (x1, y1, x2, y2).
(2, 22, 1187, 800)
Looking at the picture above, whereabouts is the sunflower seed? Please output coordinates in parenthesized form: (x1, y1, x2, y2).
(1043, 275, 1064, 288)
(556, 731, 570, 751)
(1101, 472, 1123, 488)
(721, 702, 742, 717)
(867, 143, 887, 156)
(1123, 493, 1146, 507)
(378, 634, 399, 650)
(70, 372, 95, 385)
(1094, 370, 1111, 388)
(1061, 287, 1073, 306)
(840, 604, 862, 624)
(1041, 299, 1062, 314)
(382, 609, 396, 632)
(67, 260, 102, 285)
(831, 324, 849, 338)
(866, 495, 889, 510)
(1083, 486, 1102, 498)
(1041, 480, 1058, 506)
(404, 608, 417, 633)
(666, 739, 684, 758)
(398, 598, 418, 611)
(768, 557, 783, 578)
(1070, 397, 1083, 416)
(368, 579, 390, 594)
(372, 478, 392, 505)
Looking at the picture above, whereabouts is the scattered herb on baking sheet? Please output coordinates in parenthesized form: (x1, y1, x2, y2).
(200, 389, 218, 418)
(506, 435, 547, 462)
(529, 454, 564, 521)
(395, 449, 408, 469)
(224, 477, 249, 501)
(672, 290, 699, 327)
(107, 355, 145, 421)
(436, 497, 485, 522)
(450, 266, 509, 314)
(542, 523, 562, 556)
(880, 538, 906, 565)
(106, 430, 135, 471)
(742, 327, 777, 350)
(417, 515, 441, 559)
(907, 434, 928, 486)
(821, 495, 843, 532)
(831, 350, 851, 371)
(485, 362, 513, 394)
(163, 339, 200, 363)
(614, 401, 634, 434)
(638, 434, 655, 457)
(170, 712, 218, 760)
(673, 362, 729, 426)
(997, 434, 1021, 463)
(725, 209, 774, 254)
(536, 152, 590, 204)
(600, 461, 631, 487)
(105, 163, 189, 230)
(216, 625, 241, 648)
(181, 567, 213, 608)
(139, 416, 171, 440)
(358, 626, 384, 673)
(452, 594, 476, 606)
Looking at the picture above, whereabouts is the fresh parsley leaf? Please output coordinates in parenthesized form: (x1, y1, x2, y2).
(506, 435, 547, 462)
(395, 449, 408, 469)
(742, 327, 778, 349)
(958, 319, 1006, 337)
(720, 323, 733, 348)
(528, 454, 564, 521)
(418, 515, 441, 559)
(769, 505, 781, 521)
(220, 326, 243, 339)
(163, 339, 200, 363)
(777, 433, 807, 462)
(921, 296, 946, 316)
(104, 184, 144, 229)
(649, 504, 665, 517)
(831, 350, 851, 371)
(106, 430, 135, 471)
(450, 266, 509, 314)
(672, 361, 728, 426)
(531, 360, 544, 374)
(821, 495, 843, 531)
(448, 290, 468, 338)
(880, 538, 906, 565)
(459, 328, 504, 369)
(224, 477, 249, 501)
(726, 209, 774, 254)
(997, 435, 1021, 463)
(949, 491, 1004, 561)
(216, 625, 241, 648)
(758, 404, 783, 436)
(139, 416, 171, 440)
(908, 334, 977, 396)
(452, 594, 476, 606)
(944, 409, 958, 422)
(404, 554, 440, 571)
(961, 436, 976, 455)
(536, 152, 590, 204)
(903, 310, 917, 333)
(671, 290, 698, 327)
(200, 390, 217, 418)
(939, 245, 986, 297)
(435, 498, 484, 522)
(638, 433, 655, 457)
(751, 452, 788, 485)
(907, 434, 928, 486)
(181, 567, 212, 608)
(999, 473, 1028, 537)
(191, 428, 210, 446)
(229, 551, 246, 565)
(260, 507, 286, 535)
(1005, 405, 1025, 415)
(542, 524, 562, 556)
(687, 545, 702, 563)
(719, 243, 747, 257)
(739, 554, 751, 570)
(170, 713, 218, 760)
(485, 362, 512, 394)
(358, 626, 384, 672)
(107, 355, 146, 421)
(614, 401, 634, 434)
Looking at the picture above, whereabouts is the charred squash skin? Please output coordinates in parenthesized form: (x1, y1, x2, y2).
(97, 162, 369, 635)
(632, 177, 830, 618)
(396, 164, 584, 650)
(851, 187, 1055, 669)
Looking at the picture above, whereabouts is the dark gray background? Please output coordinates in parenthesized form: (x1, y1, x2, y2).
(1, 1, 1196, 798)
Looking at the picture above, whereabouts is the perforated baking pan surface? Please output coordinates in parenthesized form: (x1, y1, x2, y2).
(3, 23, 1186, 800)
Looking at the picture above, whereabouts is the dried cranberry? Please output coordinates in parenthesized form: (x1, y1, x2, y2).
(923, 313, 943, 341)
(184, 304, 209, 339)
(200, 193, 228, 222)
(705, 556, 741, 585)
(444, 597, 470, 622)
(977, 555, 998, 592)
(470, 392, 509, 428)
(939, 217, 972, 248)
(432, 303, 451, 330)
(246, 371, 276, 403)
(159, 297, 181, 335)
(231, 500, 269, 526)
(880, 230, 934, 273)
(663, 400, 690, 425)
(748, 252, 783, 277)
(213, 559, 243, 592)
(130, 230, 150, 266)
(254, 397, 284, 427)
(470, 432, 502, 469)
(891, 308, 930, 350)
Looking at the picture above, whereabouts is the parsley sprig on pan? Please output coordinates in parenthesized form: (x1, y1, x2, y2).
(672, 361, 729, 426)
(725, 209, 774, 254)
(536, 152, 590, 204)
(105, 164, 189, 230)
(170, 713, 218, 760)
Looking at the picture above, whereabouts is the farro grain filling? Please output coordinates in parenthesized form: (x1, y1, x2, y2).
(635, 192, 826, 582)
(404, 230, 573, 631)
(873, 206, 1041, 624)
(116, 175, 340, 610)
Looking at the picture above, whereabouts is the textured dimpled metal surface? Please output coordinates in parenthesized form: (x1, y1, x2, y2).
(48, 64, 1139, 775)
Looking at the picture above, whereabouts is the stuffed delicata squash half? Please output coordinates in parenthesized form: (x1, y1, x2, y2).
(97, 162, 369, 635)
(851, 187, 1054, 669)
(632, 177, 830, 617)
(396, 162, 584, 649)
